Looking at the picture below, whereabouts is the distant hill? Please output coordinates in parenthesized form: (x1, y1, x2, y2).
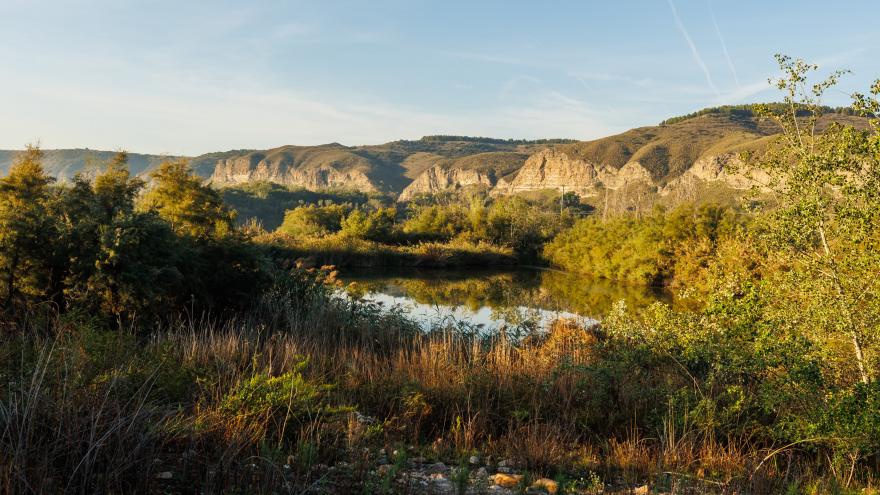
(500, 108, 867, 199)
(188, 149, 256, 177)
(0, 105, 867, 200)
(207, 137, 559, 194)
(554, 107, 865, 183)
(658, 103, 860, 126)
(0, 148, 255, 182)
(0, 149, 180, 181)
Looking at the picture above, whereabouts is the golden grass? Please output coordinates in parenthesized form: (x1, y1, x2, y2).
(0, 293, 869, 493)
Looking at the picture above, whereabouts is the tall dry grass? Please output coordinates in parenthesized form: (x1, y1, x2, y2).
(0, 284, 872, 493)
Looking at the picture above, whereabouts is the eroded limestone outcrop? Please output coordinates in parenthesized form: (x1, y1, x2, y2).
(398, 165, 495, 201)
(501, 148, 653, 195)
(210, 148, 380, 192)
(659, 153, 771, 195)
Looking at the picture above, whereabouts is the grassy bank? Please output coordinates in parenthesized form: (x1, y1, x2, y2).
(260, 232, 518, 268)
(2, 273, 876, 494)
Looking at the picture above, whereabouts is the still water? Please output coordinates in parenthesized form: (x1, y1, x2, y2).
(338, 267, 670, 334)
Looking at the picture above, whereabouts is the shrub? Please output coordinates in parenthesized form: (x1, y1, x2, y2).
(340, 207, 397, 241)
(220, 362, 336, 421)
(402, 204, 466, 241)
(545, 203, 746, 286)
(278, 204, 348, 237)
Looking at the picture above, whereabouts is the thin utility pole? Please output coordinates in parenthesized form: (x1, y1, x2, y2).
(603, 188, 609, 221)
(560, 185, 565, 215)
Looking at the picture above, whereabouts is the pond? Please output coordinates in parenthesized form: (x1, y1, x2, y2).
(337, 267, 671, 334)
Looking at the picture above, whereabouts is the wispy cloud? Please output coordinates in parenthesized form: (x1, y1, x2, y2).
(0, 60, 619, 154)
(708, 0, 739, 87)
(439, 50, 535, 68)
(271, 22, 317, 40)
(711, 47, 869, 106)
(814, 47, 867, 68)
(667, 0, 719, 97)
(499, 75, 541, 99)
(569, 72, 654, 88)
(494, 91, 620, 140)
(716, 79, 772, 104)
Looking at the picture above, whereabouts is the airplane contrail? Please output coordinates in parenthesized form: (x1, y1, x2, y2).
(708, 0, 740, 87)
(667, 0, 719, 97)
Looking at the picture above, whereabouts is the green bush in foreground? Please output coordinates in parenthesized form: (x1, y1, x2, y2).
(220, 362, 341, 424)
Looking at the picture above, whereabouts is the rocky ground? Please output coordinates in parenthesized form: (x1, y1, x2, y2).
(302, 452, 591, 494)
(146, 413, 727, 494)
(149, 446, 731, 494)
(289, 449, 673, 495)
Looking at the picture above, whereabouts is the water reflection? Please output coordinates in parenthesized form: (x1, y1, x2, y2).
(338, 267, 670, 333)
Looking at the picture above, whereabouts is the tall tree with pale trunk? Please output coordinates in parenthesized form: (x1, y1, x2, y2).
(752, 55, 880, 385)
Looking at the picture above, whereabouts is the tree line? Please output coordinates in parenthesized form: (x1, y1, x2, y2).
(0, 149, 277, 324)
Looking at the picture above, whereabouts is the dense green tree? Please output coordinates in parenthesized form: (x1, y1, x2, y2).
(402, 204, 465, 240)
(0, 149, 277, 322)
(545, 203, 745, 285)
(340, 207, 397, 241)
(465, 195, 488, 237)
(141, 160, 235, 239)
(56, 152, 147, 300)
(88, 211, 184, 318)
(93, 152, 144, 218)
(0, 146, 55, 310)
(44, 152, 183, 318)
(483, 196, 570, 259)
(278, 204, 348, 238)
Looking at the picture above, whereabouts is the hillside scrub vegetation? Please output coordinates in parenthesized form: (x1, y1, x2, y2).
(658, 102, 860, 126)
(0, 55, 880, 494)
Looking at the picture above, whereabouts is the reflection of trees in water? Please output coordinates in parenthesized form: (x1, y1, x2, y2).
(341, 268, 670, 318)
(537, 271, 670, 315)
(342, 272, 522, 311)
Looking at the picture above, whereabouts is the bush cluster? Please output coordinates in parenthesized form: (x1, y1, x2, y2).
(275, 194, 576, 263)
(0, 150, 277, 324)
(545, 203, 747, 287)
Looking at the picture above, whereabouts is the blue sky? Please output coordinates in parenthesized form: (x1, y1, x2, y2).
(1, 0, 878, 155)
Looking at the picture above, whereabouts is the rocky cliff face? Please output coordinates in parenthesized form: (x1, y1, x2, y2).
(200, 110, 853, 198)
(659, 153, 771, 195)
(500, 148, 653, 195)
(8, 108, 861, 199)
(398, 165, 495, 201)
(207, 143, 771, 200)
(209, 147, 381, 192)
